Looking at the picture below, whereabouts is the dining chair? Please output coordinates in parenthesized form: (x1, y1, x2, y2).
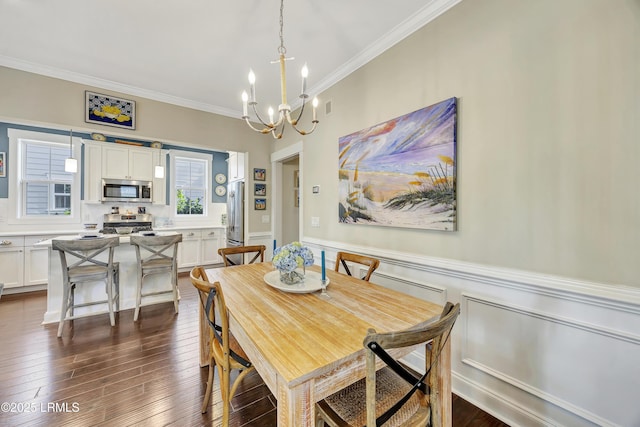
(130, 234, 183, 322)
(52, 236, 120, 337)
(334, 251, 380, 281)
(218, 244, 266, 266)
(190, 266, 255, 424)
(316, 302, 460, 427)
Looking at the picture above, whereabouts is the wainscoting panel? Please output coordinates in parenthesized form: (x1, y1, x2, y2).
(303, 238, 640, 427)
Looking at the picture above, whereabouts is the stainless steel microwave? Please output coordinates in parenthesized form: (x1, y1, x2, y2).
(102, 178, 152, 203)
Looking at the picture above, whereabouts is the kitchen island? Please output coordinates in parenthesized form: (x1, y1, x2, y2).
(37, 232, 184, 324)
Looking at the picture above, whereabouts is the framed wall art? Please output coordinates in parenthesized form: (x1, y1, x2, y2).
(254, 168, 266, 181)
(255, 198, 266, 210)
(254, 183, 266, 196)
(85, 91, 136, 130)
(0, 152, 5, 177)
(338, 97, 457, 231)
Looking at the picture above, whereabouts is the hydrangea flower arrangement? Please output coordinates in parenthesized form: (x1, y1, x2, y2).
(273, 241, 314, 284)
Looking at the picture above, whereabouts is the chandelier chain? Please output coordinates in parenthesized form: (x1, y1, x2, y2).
(278, 0, 286, 55)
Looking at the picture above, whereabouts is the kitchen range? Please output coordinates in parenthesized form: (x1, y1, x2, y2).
(101, 213, 154, 234)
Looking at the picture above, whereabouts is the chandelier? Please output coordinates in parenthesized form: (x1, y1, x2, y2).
(241, 0, 319, 139)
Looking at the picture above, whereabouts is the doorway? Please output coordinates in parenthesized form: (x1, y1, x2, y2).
(271, 142, 303, 250)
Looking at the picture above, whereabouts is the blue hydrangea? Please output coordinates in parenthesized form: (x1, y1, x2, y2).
(273, 241, 314, 272)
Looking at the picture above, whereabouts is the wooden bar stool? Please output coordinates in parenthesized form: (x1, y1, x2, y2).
(130, 234, 183, 321)
(52, 236, 120, 337)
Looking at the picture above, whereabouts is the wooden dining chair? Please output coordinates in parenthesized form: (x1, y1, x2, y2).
(316, 302, 460, 427)
(190, 266, 255, 424)
(130, 234, 183, 322)
(52, 236, 120, 337)
(218, 244, 266, 266)
(334, 251, 380, 281)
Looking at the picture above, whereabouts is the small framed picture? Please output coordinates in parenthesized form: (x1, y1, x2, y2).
(294, 170, 299, 188)
(255, 198, 266, 210)
(254, 183, 266, 196)
(85, 91, 136, 130)
(0, 152, 5, 177)
(254, 168, 266, 181)
(294, 189, 299, 207)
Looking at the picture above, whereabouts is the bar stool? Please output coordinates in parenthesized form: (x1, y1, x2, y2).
(130, 234, 183, 321)
(52, 236, 120, 337)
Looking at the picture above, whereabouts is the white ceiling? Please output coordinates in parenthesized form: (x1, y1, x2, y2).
(0, 0, 461, 119)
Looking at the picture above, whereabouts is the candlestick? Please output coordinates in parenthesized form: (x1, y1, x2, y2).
(321, 250, 326, 281)
(273, 240, 277, 252)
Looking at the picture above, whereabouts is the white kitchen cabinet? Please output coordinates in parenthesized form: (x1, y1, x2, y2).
(177, 230, 201, 269)
(24, 236, 50, 286)
(175, 228, 225, 270)
(228, 152, 245, 181)
(102, 144, 153, 181)
(0, 237, 24, 289)
(201, 229, 222, 265)
(83, 142, 103, 203)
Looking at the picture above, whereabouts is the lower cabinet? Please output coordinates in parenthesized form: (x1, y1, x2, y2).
(0, 235, 56, 290)
(176, 228, 224, 270)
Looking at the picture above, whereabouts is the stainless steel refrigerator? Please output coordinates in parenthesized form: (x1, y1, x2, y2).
(226, 180, 245, 264)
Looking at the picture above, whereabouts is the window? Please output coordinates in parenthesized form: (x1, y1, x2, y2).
(174, 156, 207, 216)
(22, 141, 74, 216)
(7, 129, 81, 225)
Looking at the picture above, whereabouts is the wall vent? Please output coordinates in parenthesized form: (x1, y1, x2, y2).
(325, 100, 332, 116)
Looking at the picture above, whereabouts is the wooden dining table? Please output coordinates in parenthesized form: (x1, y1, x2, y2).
(203, 262, 451, 426)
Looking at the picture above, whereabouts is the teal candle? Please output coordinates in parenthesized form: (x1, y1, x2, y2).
(321, 250, 326, 281)
(273, 240, 277, 251)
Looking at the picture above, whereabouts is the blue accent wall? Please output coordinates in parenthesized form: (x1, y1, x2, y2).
(0, 122, 229, 201)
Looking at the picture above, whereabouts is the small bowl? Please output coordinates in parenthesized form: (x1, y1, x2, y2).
(84, 223, 98, 230)
(115, 227, 133, 235)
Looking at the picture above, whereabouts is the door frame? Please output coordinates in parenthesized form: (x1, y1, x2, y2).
(270, 142, 303, 254)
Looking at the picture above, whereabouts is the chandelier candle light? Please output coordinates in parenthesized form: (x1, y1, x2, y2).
(241, 0, 319, 139)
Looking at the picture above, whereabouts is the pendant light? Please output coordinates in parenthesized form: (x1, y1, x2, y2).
(64, 129, 78, 173)
(154, 149, 164, 178)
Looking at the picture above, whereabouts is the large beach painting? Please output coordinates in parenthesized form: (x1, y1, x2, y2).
(338, 97, 457, 231)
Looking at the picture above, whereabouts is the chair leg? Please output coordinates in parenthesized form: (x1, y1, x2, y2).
(221, 366, 230, 427)
(172, 269, 179, 314)
(57, 281, 70, 337)
(134, 270, 143, 322)
(106, 275, 116, 327)
(114, 267, 120, 313)
(201, 359, 216, 413)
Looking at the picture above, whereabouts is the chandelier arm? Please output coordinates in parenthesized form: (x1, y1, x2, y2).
(292, 99, 306, 125)
(243, 117, 274, 134)
(250, 103, 275, 129)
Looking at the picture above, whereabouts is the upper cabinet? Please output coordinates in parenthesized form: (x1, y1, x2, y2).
(83, 141, 165, 203)
(102, 144, 153, 181)
(228, 152, 245, 182)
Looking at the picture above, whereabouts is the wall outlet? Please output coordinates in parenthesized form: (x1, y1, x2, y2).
(311, 217, 320, 227)
(261, 215, 270, 223)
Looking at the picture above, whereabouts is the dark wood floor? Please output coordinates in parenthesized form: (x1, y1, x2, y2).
(0, 275, 509, 427)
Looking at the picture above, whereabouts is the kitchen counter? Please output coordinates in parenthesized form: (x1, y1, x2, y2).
(39, 232, 185, 324)
(0, 224, 225, 238)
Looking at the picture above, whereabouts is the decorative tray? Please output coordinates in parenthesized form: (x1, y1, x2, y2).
(263, 270, 329, 294)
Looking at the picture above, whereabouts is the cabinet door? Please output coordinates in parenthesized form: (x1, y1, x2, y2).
(177, 231, 200, 268)
(201, 229, 222, 265)
(102, 145, 130, 179)
(24, 246, 49, 286)
(129, 149, 153, 181)
(84, 143, 103, 202)
(0, 245, 24, 288)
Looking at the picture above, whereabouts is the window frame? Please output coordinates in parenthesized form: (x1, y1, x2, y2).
(7, 128, 81, 226)
(169, 150, 211, 220)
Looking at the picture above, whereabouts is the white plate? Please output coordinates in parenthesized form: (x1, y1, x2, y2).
(263, 269, 330, 294)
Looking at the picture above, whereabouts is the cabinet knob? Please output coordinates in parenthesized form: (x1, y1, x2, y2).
(188, 232, 195, 237)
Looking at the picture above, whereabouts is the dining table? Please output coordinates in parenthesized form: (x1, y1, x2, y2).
(202, 262, 451, 426)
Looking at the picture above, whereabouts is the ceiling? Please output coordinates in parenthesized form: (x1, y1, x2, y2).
(0, 0, 461, 120)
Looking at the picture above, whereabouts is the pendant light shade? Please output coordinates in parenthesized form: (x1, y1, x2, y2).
(65, 129, 77, 173)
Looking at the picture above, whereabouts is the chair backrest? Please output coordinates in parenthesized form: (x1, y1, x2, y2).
(334, 251, 380, 281)
(363, 302, 460, 426)
(218, 245, 266, 266)
(52, 236, 120, 273)
(130, 234, 183, 266)
(189, 266, 251, 369)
